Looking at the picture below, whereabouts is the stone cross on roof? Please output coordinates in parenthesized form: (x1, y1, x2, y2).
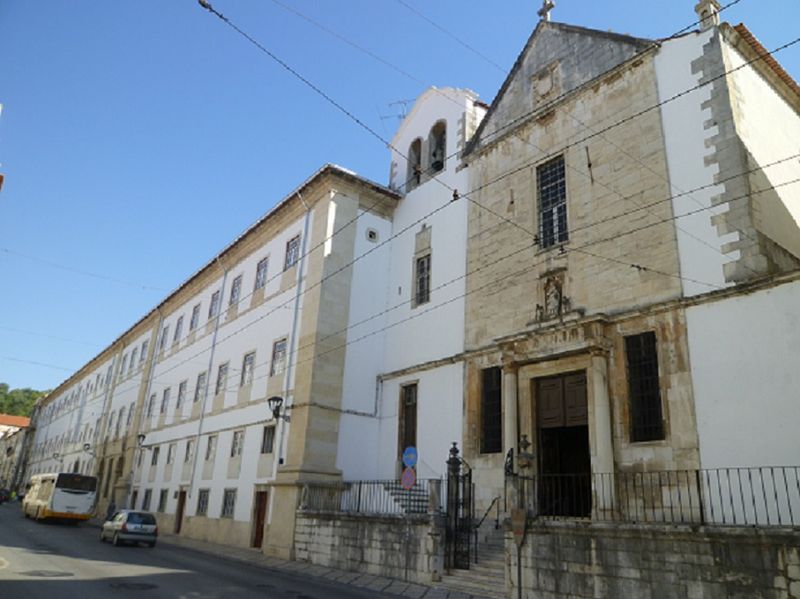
(538, 0, 555, 22)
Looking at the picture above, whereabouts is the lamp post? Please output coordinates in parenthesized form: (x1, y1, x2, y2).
(267, 396, 290, 422)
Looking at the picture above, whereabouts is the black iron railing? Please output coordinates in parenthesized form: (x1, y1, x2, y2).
(508, 467, 800, 527)
(299, 478, 444, 516)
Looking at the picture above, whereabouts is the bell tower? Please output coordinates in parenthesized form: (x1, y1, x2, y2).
(695, 0, 721, 31)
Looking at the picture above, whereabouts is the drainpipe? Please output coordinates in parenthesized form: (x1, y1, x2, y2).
(187, 257, 228, 499)
(270, 193, 312, 493)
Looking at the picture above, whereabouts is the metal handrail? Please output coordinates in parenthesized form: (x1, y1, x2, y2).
(473, 496, 501, 564)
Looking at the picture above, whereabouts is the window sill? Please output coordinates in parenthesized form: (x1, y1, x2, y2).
(535, 240, 570, 256)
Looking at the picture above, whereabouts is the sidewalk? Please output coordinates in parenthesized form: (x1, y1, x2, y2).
(90, 518, 493, 599)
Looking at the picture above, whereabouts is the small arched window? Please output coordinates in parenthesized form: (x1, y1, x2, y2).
(407, 138, 422, 190)
(429, 121, 446, 173)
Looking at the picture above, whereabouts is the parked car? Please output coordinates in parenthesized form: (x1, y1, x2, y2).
(99, 510, 158, 547)
(0, 488, 10, 503)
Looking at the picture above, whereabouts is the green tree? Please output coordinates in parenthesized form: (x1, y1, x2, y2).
(0, 383, 48, 416)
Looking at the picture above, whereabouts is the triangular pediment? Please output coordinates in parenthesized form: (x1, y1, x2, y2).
(464, 21, 653, 156)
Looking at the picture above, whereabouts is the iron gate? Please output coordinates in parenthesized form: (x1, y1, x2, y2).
(445, 443, 473, 570)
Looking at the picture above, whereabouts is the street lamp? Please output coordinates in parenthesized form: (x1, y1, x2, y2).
(137, 434, 146, 448)
(267, 396, 290, 422)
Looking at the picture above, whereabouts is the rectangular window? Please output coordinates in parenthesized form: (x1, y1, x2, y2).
(140, 340, 148, 363)
(173, 315, 184, 344)
(166, 443, 176, 464)
(221, 489, 236, 518)
(157, 489, 168, 513)
(147, 393, 156, 417)
(399, 384, 418, 453)
(241, 352, 255, 387)
(176, 381, 187, 411)
(254, 257, 269, 290)
(142, 489, 152, 511)
(126, 403, 134, 426)
(184, 440, 194, 463)
(196, 489, 209, 516)
(229, 275, 242, 306)
(151, 446, 160, 466)
(160, 388, 170, 414)
(480, 367, 503, 454)
(129, 348, 138, 373)
(230, 430, 244, 457)
(284, 235, 300, 270)
(159, 325, 169, 351)
(415, 255, 431, 306)
(215, 363, 229, 395)
(270, 339, 287, 377)
(131, 490, 139, 510)
(194, 372, 207, 403)
(189, 303, 201, 331)
(205, 435, 217, 461)
(537, 155, 568, 248)
(208, 290, 221, 319)
(625, 332, 664, 442)
(119, 354, 128, 380)
(260, 426, 275, 454)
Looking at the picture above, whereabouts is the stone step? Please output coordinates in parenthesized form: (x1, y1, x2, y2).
(436, 574, 507, 599)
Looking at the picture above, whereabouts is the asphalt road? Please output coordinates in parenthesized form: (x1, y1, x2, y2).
(0, 503, 390, 599)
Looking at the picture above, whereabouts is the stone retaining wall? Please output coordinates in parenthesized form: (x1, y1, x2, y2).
(295, 511, 443, 584)
(509, 521, 800, 598)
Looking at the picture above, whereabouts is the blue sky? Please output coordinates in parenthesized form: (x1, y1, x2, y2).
(1, 0, 798, 390)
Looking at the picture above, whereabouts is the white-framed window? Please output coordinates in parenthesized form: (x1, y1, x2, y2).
(160, 388, 170, 414)
(196, 489, 209, 516)
(119, 354, 128, 380)
(229, 275, 242, 306)
(215, 363, 228, 396)
(129, 348, 138, 373)
(221, 488, 236, 518)
(189, 303, 201, 331)
(254, 257, 269, 290)
(176, 380, 187, 411)
(142, 489, 152, 511)
(166, 443, 176, 464)
(140, 340, 148, 363)
(184, 440, 194, 463)
(205, 435, 217, 461)
(240, 352, 255, 387)
(208, 290, 221, 320)
(173, 315, 184, 344)
(127, 402, 135, 426)
(260, 426, 275, 454)
(151, 446, 160, 466)
(230, 430, 244, 457)
(415, 254, 431, 306)
(284, 235, 300, 271)
(194, 372, 207, 403)
(147, 393, 156, 417)
(270, 339, 287, 377)
(160, 325, 170, 352)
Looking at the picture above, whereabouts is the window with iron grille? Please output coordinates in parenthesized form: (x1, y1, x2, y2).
(142, 489, 152, 511)
(173, 315, 184, 344)
(189, 303, 201, 331)
(241, 352, 255, 386)
(196, 489, 209, 516)
(254, 257, 269, 290)
(270, 339, 287, 377)
(215, 363, 228, 395)
(157, 489, 168, 513)
(160, 387, 170, 414)
(229, 274, 242, 306)
(625, 331, 664, 442)
(415, 255, 431, 306)
(284, 235, 301, 270)
(194, 372, 206, 403)
(230, 430, 244, 457)
(537, 155, 568, 248)
(221, 488, 236, 518)
(208, 290, 221, 319)
(481, 367, 503, 454)
(261, 426, 275, 454)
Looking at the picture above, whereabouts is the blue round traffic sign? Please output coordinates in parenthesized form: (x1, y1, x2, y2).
(402, 446, 418, 468)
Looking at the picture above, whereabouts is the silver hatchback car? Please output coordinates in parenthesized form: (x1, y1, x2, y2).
(100, 510, 158, 547)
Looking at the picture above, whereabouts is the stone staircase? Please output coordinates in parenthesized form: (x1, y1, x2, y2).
(382, 481, 430, 514)
(436, 524, 507, 599)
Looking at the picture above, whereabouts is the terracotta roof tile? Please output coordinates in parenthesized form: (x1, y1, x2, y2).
(0, 414, 31, 428)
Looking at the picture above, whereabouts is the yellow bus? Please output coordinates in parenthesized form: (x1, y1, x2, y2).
(23, 473, 97, 522)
